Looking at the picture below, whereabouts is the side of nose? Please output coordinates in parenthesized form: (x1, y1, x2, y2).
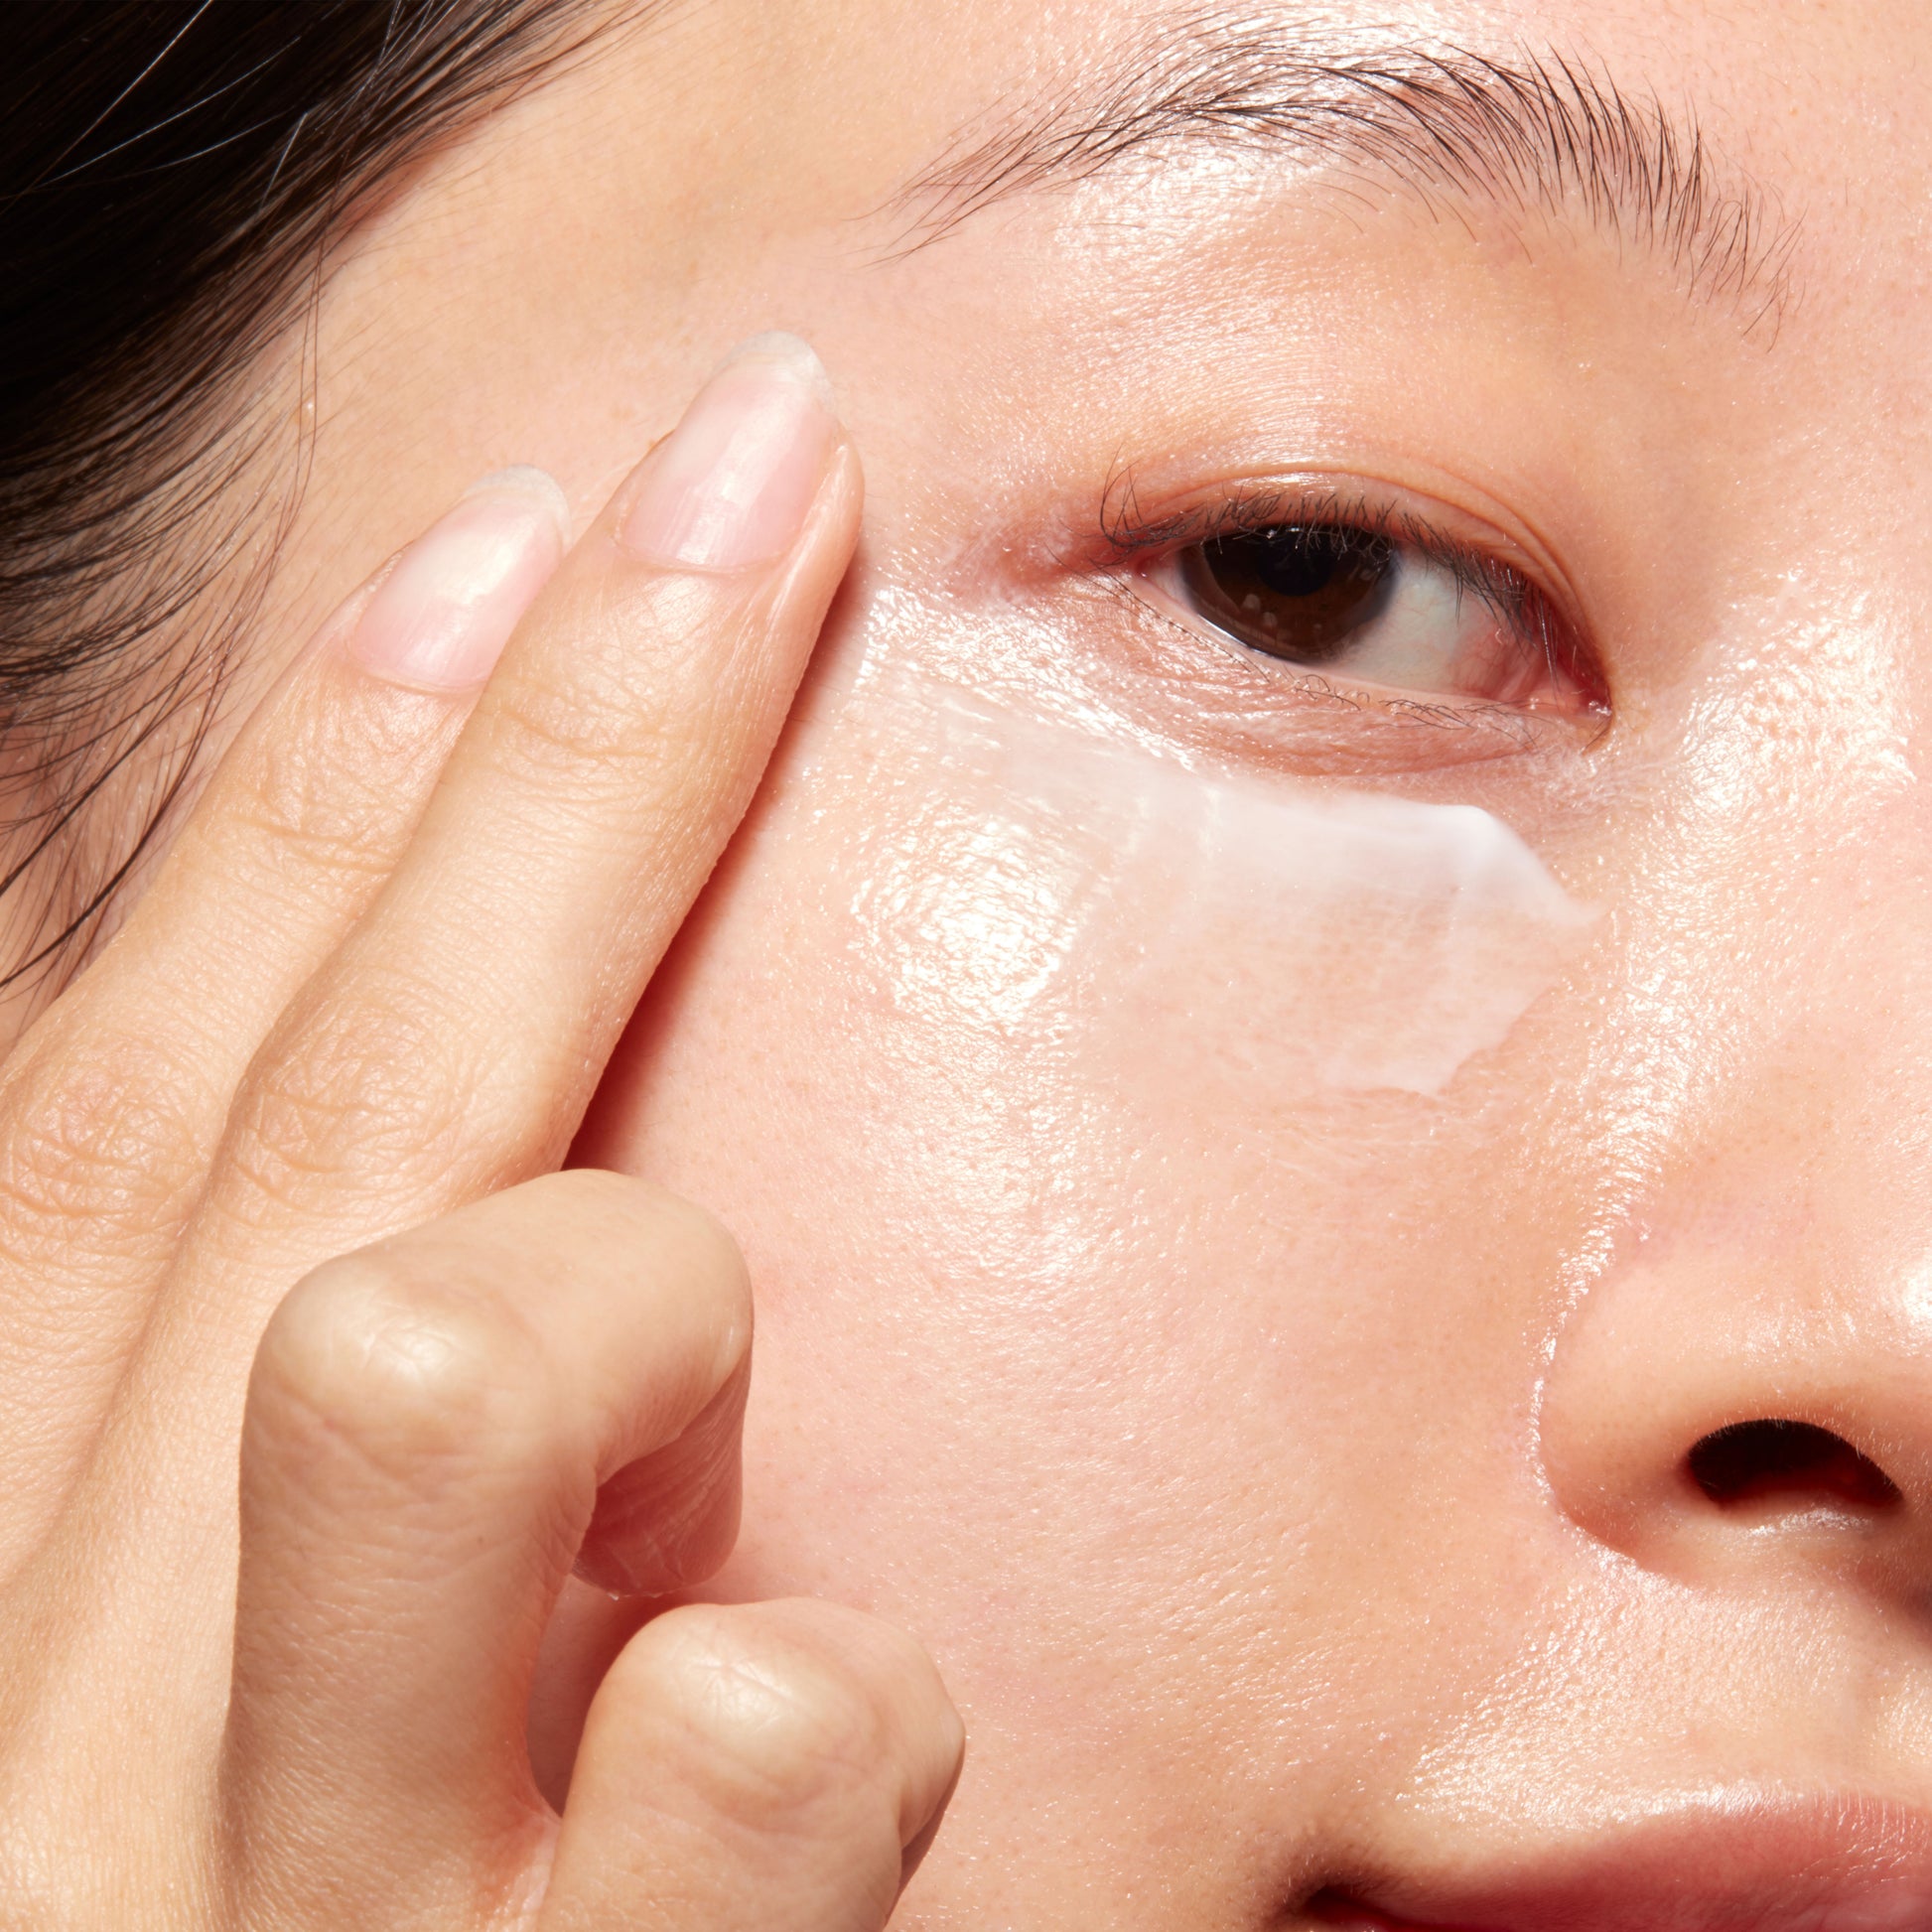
(1540, 1209, 1932, 1605)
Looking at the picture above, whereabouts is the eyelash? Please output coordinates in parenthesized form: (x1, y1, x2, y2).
(1097, 478, 1608, 724)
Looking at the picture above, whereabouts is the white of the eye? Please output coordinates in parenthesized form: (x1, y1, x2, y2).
(1320, 550, 1500, 693)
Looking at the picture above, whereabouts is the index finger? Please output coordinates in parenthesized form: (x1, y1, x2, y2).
(156, 334, 855, 1363)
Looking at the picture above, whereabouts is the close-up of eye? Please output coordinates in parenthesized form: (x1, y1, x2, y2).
(1147, 513, 1608, 720)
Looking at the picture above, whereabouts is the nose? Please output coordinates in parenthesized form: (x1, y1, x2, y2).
(1540, 1192, 1932, 1605)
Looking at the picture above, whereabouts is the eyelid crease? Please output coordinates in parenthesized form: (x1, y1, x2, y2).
(1096, 475, 1538, 628)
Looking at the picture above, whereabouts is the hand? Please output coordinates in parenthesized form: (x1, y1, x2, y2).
(0, 335, 961, 1929)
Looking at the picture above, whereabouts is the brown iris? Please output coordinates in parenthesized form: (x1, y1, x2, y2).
(1177, 525, 1397, 665)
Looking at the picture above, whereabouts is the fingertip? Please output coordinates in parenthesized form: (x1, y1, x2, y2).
(898, 1735, 964, 1891)
(616, 338, 841, 571)
(464, 464, 573, 541)
(619, 1597, 963, 1847)
(346, 473, 568, 693)
(716, 331, 837, 409)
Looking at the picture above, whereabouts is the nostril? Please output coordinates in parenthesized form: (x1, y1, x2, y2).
(1686, 1419, 1902, 1513)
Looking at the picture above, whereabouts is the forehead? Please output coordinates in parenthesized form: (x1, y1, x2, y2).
(324, 0, 1932, 383)
(542, 0, 1930, 413)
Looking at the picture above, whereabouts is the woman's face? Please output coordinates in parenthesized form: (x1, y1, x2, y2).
(247, 0, 1932, 1922)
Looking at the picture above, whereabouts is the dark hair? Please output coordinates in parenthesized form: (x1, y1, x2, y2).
(0, 0, 597, 992)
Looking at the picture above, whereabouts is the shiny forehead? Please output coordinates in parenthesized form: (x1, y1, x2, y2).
(880, 5, 1796, 334)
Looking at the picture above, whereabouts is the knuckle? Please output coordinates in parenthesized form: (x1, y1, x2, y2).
(230, 684, 443, 883)
(488, 679, 676, 802)
(485, 582, 728, 790)
(227, 800, 397, 894)
(612, 1603, 897, 1823)
(252, 1248, 548, 1470)
(226, 985, 483, 1210)
(229, 768, 393, 888)
(0, 1033, 207, 1250)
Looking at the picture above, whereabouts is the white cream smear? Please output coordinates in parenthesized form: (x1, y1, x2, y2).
(827, 672, 1597, 1100)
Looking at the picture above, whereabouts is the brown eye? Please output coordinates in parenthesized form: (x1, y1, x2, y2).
(1153, 504, 1606, 719)
(1176, 525, 1397, 664)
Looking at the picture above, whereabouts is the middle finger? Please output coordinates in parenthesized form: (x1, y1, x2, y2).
(128, 336, 853, 1491)
(0, 472, 567, 1561)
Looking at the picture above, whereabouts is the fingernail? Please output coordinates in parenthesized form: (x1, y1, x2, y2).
(618, 334, 837, 570)
(348, 468, 569, 691)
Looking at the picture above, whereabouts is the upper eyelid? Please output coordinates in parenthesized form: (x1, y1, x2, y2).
(1096, 472, 1525, 588)
(1088, 470, 1595, 665)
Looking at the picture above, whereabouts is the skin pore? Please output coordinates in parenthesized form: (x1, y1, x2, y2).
(11, 0, 1932, 1926)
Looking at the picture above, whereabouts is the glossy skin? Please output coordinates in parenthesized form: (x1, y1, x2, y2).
(19, 0, 1932, 1925)
(262, 0, 1932, 1918)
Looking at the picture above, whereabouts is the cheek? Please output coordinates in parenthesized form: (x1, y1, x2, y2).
(578, 633, 1599, 1800)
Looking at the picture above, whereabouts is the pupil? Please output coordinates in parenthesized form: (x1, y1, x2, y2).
(1254, 528, 1358, 598)
(1181, 524, 1396, 665)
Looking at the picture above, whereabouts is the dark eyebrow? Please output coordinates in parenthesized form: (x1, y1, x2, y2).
(885, 14, 1797, 334)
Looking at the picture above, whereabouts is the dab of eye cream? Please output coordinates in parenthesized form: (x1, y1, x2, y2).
(1168, 774, 1597, 1095)
(847, 680, 1596, 1099)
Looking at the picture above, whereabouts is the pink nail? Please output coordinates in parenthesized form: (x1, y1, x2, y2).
(618, 334, 837, 570)
(348, 469, 569, 691)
